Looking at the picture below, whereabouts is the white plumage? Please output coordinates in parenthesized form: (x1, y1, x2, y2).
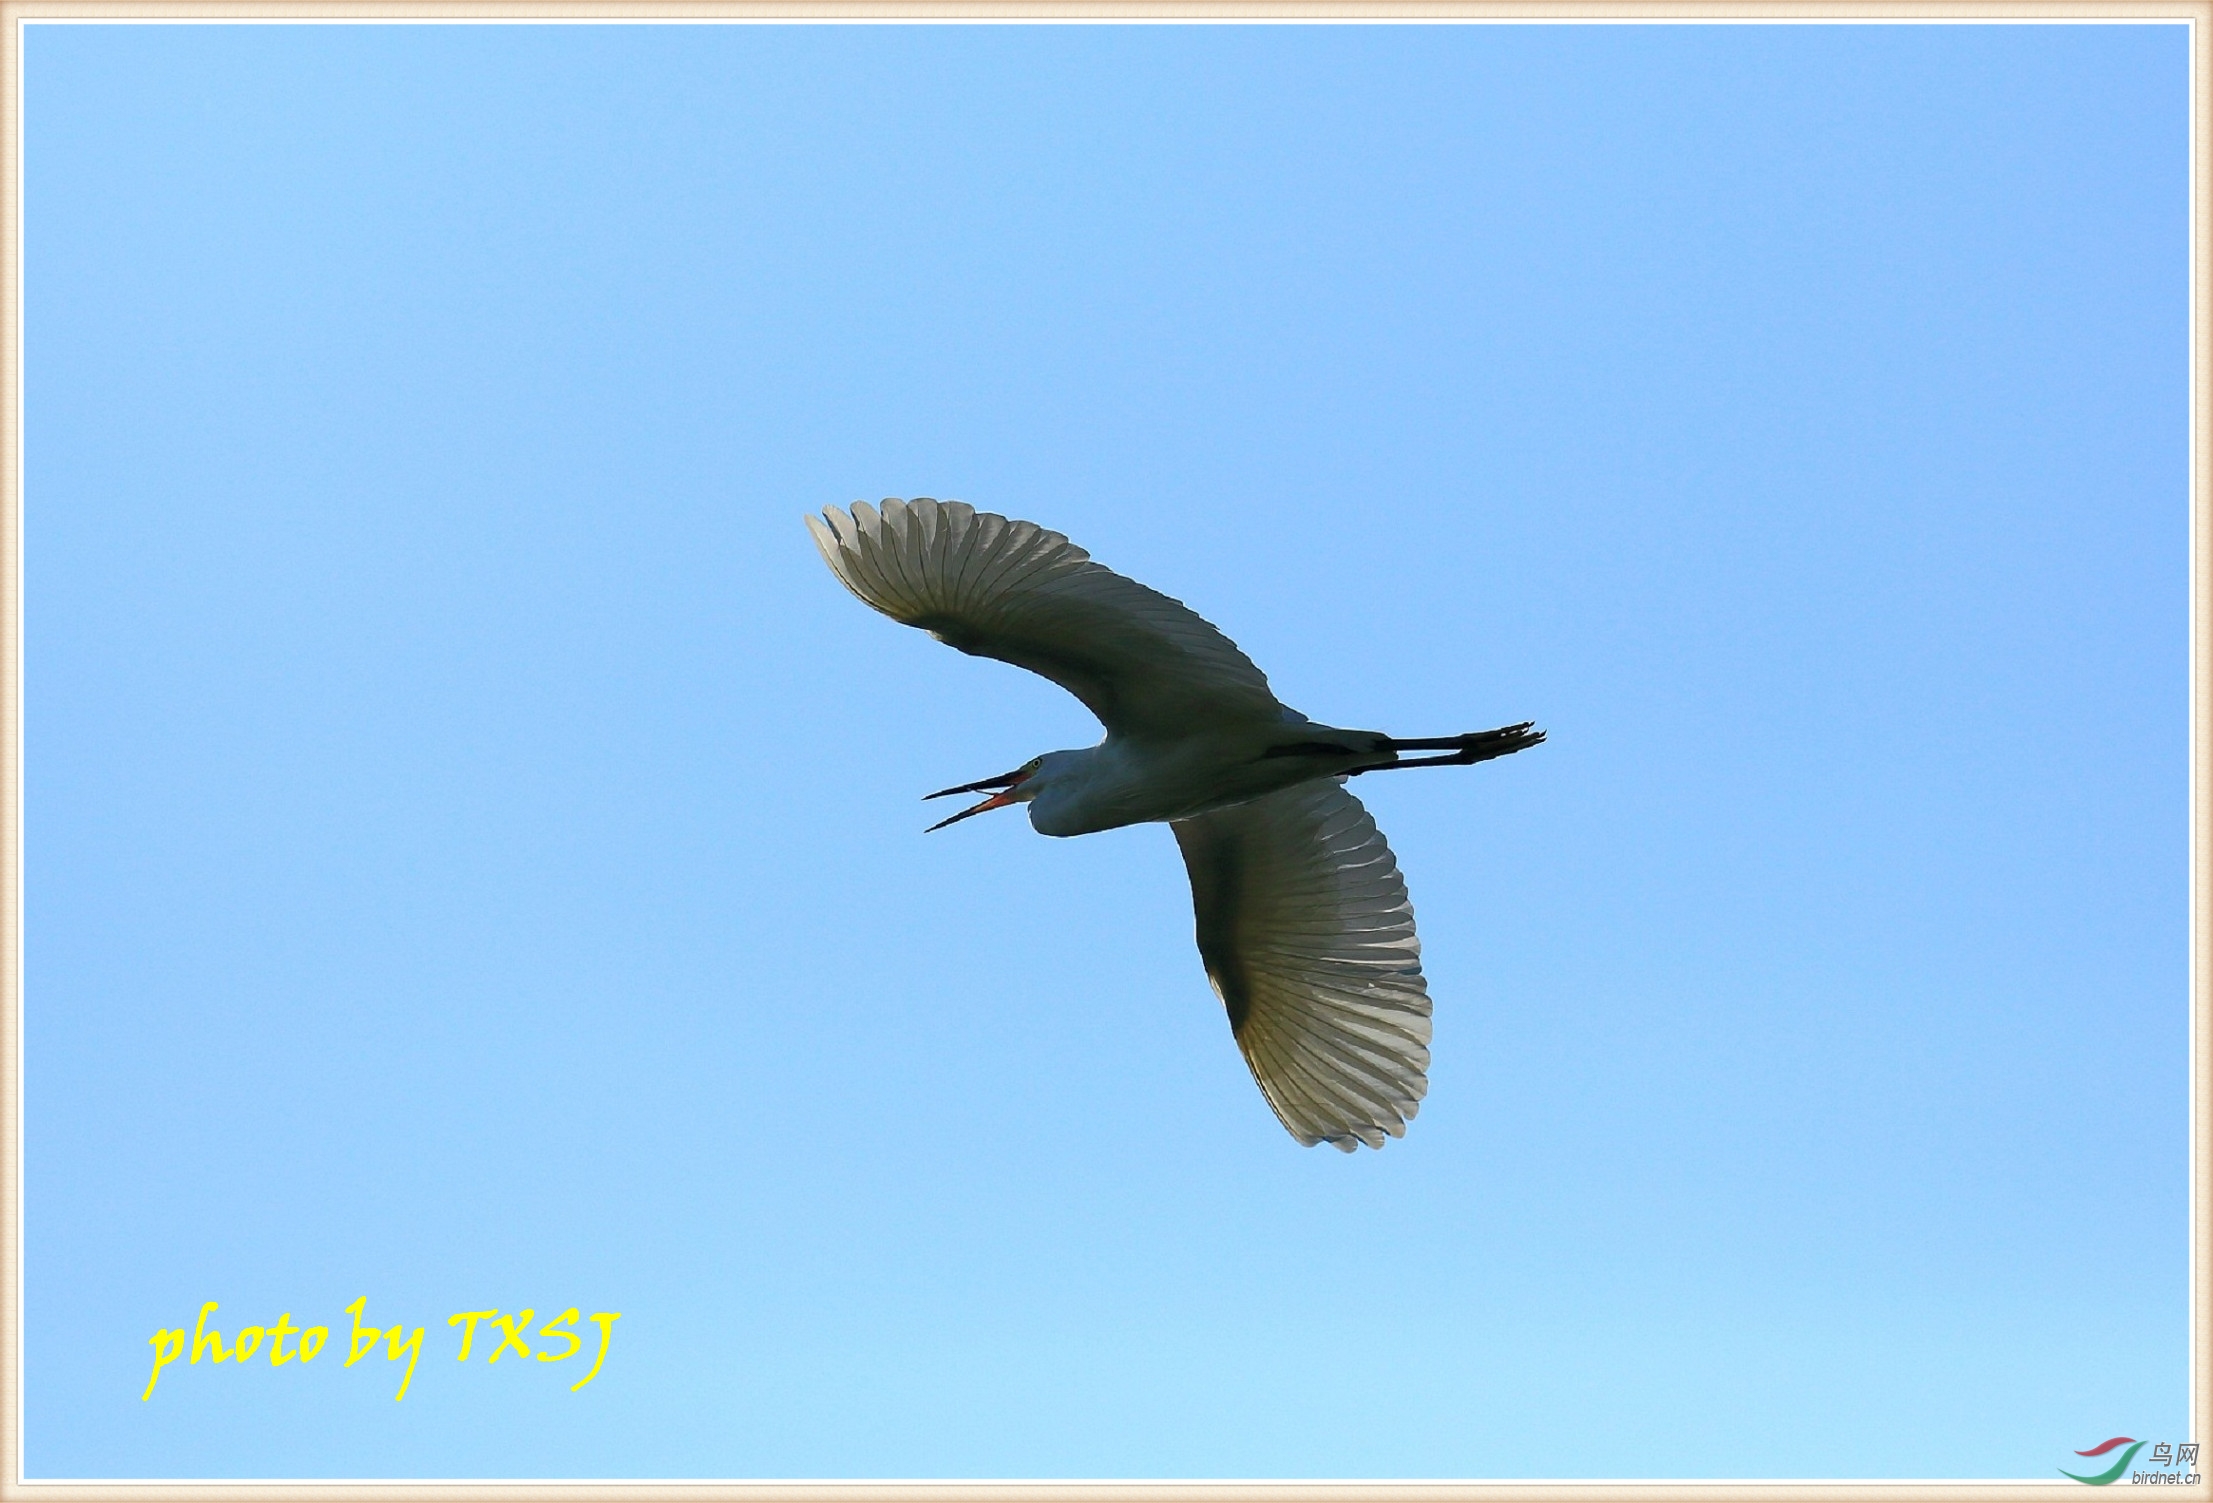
(808, 497, 1542, 1151)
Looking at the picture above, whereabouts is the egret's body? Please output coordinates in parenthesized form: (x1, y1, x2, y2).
(1017, 723, 1385, 836)
(809, 497, 1542, 1151)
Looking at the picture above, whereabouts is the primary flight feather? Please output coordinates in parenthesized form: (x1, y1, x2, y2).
(808, 497, 1542, 1151)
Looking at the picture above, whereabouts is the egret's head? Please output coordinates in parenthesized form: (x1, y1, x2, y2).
(922, 755, 1045, 832)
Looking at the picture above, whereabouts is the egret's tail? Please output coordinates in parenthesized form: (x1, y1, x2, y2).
(1360, 722, 1546, 773)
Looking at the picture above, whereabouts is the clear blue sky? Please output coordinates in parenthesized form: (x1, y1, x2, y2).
(27, 20, 2188, 1480)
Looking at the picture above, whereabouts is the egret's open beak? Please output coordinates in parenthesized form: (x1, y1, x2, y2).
(923, 767, 1028, 801)
(925, 788, 1021, 832)
(923, 766, 1033, 832)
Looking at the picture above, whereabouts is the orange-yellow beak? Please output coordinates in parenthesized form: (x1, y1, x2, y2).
(923, 766, 1033, 832)
(925, 788, 1022, 832)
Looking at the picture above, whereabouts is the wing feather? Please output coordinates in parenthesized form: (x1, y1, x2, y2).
(1172, 781, 1433, 1152)
(809, 498, 1285, 740)
(950, 509, 1004, 615)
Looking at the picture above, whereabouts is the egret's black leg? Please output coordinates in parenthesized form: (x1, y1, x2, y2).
(1354, 721, 1546, 775)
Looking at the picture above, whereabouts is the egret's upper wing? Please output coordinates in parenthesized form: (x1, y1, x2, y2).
(808, 498, 1284, 740)
(1172, 781, 1430, 1151)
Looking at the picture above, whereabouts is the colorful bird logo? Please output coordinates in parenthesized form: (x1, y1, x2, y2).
(2061, 1437, 2146, 1485)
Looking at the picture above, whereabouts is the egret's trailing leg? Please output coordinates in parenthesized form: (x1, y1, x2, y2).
(1361, 721, 1546, 773)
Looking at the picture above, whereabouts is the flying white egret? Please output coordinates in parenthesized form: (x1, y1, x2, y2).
(807, 497, 1543, 1152)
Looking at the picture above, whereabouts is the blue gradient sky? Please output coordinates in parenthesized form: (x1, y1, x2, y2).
(27, 20, 2189, 1480)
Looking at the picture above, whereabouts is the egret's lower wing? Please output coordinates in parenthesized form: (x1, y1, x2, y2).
(1172, 781, 1431, 1151)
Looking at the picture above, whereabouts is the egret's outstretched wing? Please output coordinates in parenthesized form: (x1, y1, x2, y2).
(1172, 781, 1430, 1151)
(808, 498, 1284, 740)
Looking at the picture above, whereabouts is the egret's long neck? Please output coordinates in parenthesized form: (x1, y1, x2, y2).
(1026, 742, 1143, 838)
